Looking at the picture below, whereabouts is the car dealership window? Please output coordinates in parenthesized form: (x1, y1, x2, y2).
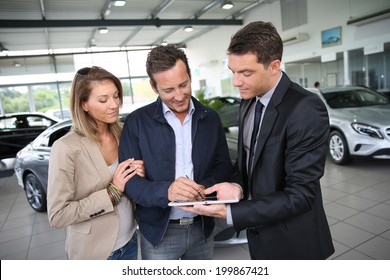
(0, 50, 155, 115)
(284, 42, 390, 91)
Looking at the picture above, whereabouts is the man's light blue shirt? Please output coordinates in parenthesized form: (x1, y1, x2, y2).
(162, 100, 197, 219)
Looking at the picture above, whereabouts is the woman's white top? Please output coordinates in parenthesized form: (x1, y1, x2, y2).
(109, 160, 137, 251)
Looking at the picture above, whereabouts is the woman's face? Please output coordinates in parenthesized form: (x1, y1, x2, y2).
(82, 79, 120, 126)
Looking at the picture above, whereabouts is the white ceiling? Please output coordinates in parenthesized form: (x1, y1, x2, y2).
(0, 0, 272, 52)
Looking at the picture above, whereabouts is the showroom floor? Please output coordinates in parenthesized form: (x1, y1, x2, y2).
(1, 156, 390, 260)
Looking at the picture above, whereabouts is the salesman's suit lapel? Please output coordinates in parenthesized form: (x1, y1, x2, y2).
(252, 103, 277, 169)
(251, 73, 291, 175)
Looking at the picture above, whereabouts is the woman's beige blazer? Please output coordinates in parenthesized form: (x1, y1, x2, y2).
(47, 131, 119, 260)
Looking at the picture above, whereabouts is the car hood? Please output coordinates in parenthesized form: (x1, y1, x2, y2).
(331, 104, 390, 127)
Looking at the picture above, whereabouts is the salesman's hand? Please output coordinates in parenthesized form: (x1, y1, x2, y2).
(178, 203, 228, 219)
(204, 182, 243, 200)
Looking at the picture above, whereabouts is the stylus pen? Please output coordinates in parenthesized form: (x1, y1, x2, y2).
(186, 175, 205, 201)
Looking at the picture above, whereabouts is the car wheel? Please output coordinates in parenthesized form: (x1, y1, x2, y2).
(328, 130, 351, 165)
(24, 173, 47, 212)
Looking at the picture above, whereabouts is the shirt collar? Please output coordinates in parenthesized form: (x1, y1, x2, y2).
(257, 71, 283, 107)
(162, 98, 195, 117)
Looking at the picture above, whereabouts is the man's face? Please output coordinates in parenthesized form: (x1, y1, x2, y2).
(150, 60, 192, 120)
(228, 52, 278, 99)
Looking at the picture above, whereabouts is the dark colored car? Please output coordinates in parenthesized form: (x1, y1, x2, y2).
(377, 89, 390, 99)
(0, 112, 60, 161)
(14, 119, 247, 246)
(206, 96, 241, 128)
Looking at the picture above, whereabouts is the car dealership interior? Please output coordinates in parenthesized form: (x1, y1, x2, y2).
(1, 0, 390, 261)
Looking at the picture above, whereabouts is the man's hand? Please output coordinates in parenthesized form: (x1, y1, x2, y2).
(204, 182, 243, 200)
(176, 182, 243, 219)
(168, 177, 204, 202)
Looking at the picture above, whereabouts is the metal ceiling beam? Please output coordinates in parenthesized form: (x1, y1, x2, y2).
(39, 0, 50, 50)
(120, 0, 175, 46)
(180, 0, 270, 46)
(0, 19, 243, 28)
(229, 0, 267, 19)
(151, 0, 221, 46)
(150, 0, 175, 19)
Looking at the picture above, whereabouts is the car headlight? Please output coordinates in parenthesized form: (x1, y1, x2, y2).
(351, 123, 383, 139)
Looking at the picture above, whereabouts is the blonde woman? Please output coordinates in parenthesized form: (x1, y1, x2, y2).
(48, 66, 144, 260)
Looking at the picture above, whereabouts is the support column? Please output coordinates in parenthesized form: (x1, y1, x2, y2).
(343, 50, 350, 85)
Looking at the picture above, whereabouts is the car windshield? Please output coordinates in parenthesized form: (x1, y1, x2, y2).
(322, 89, 390, 108)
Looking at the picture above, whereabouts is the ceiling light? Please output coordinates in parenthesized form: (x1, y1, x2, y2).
(184, 26, 193, 32)
(222, 1, 234, 10)
(113, 0, 126, 7)
(14, 61, 21, 67)
(98, 27, 109, 34)
(104, 9, 111, 16)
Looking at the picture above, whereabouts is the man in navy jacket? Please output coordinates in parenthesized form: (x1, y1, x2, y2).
(119, 45, 232, 259)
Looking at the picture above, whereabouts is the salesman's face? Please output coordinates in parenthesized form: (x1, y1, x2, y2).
(150, 59, 192, 121)
(228, 52, 279, 99)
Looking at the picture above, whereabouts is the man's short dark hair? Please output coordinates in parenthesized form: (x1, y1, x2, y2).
(146, 45, 191, 88)
(228, 21, 283, 68)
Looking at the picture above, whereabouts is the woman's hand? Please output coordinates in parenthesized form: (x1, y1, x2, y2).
(130, 159, 145, 177)
(112, 158, 144, 192)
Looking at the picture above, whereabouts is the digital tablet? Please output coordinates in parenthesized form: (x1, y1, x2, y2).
(168, 199, 239, 207)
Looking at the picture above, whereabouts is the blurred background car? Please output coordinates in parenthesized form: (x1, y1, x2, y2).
(14, 119, 71, 212)
(0, 112, 60, 161)
(377, 88, 390, 99)
(45, 108, 71, 120)
(206, 96, 241, 128)
(224, 126, 239, 163)
(14, 118, 247, 246)
(307, 86, 390, 165)
(207, 96, 241, 105)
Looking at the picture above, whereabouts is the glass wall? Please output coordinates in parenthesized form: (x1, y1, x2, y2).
(2, 43, 389, 116)
(349, 48, 365, 86)
(0, 50, 156, 116)
(285, 42, 390, 93)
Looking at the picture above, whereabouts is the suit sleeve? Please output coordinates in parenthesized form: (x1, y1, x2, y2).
(118, 114, 171, 208)
(231, 94, 329, 231)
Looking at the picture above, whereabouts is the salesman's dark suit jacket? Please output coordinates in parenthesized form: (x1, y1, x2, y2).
(231, 73, 335, 260)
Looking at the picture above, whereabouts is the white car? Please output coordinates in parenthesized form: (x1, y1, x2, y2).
(307, 86, 390, 165)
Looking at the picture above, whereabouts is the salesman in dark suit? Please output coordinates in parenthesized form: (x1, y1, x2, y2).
(180, 21, 335, 260)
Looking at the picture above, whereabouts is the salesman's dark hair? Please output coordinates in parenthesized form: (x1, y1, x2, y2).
(228, 21, 283, 69)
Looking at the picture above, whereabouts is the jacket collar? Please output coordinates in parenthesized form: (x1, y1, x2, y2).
(152, 96, 209, 124)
